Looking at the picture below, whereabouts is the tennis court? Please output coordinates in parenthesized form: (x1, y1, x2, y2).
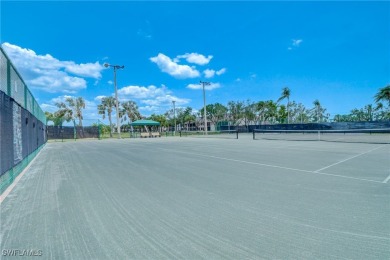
(1, 135, 389, 259)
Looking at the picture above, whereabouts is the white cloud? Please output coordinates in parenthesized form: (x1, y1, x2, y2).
(118, 85, 166, 99)
(142, 95, 189, 106)
(118, 84, 190, 108)
(288, 39, 303, 50)
(187, 82, 221, 91)
(1, 42, 104, 93)
(292, 39, 303, 47)
(216, 68, 226, 76)
(65, 62, 103, 78)
(40, 103, 57, 113)
(175, 53, 213, 65)
(50, 95, 73, 104)
(139, 106, 159, 112)
(203, 69, 215, 78)
(94, 95, 107, 101)
(29, 71, 87, 93)
(150, 53, 200, 79)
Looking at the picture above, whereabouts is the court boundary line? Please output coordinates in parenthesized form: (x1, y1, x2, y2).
(0, 147, 45, 204)
(314, 145, 386, 173)
(156, 147, 384, 184)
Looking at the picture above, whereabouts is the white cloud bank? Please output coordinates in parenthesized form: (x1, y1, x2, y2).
(187, 82, 221, 91)
(150, 52, 226, 80)
(203, 69, 215, 78)
(117, 84, 190, 112)
(150, 53, 200, 79)
(1, 42, 105, 93)
(204, 68, 226, 78)
(174, 53, 213, 65)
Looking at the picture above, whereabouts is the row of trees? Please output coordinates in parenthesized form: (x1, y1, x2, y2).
(45, 96, 142, 138)
(333, 86, 390, 122)
(148, 85, 390, 130)
(45, 85, 390, 133)
(97, 97, 141, 137)
(45, 97, 86, 127)
(148, 99, 332, 130)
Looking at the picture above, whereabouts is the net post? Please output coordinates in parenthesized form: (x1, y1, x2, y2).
(253, 129, 255, 140)
(236, 130, 238, 139)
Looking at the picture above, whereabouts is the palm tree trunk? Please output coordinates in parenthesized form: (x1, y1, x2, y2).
(108, 113, 113, 138)
(287, 97, 290, 124)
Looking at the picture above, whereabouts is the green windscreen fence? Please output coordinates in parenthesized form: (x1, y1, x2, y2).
(0, 47, 46, 194)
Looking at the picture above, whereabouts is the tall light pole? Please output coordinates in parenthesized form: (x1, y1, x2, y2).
(200, 81, 210, 135)
(172, 100, 176, 135)
(104, 63, 124, 139)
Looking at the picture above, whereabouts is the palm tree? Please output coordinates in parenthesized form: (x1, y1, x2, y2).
(277, 87, 291, 124)
(98, 97, 116, 137)
(55, 102, 73, 123)
(66, 97, 86, 127)
(121, 100, 141, 133)
(45, 111, 65, 126)
(256, 101, 267, 124)
(264, 100, 278, 124)
(313, 99, 321, 123)
(374, 85, 390, 106)
(54, 101, 75, 138)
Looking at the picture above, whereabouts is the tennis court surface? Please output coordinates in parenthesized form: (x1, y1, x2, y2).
(1, 135, 389, 259)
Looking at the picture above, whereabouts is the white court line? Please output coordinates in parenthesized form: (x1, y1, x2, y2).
(314, 145, 386, 173)
(156, 147, 383, 184)
(382, 174, 390, 184)
(0, 146, 45, 204)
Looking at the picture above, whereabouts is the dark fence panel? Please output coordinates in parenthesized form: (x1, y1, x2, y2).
(0, 90, 47, 177)
(21, 108, 29, 159)
(47, 126, 99, 140)
(221, 122, 390, 132)
(0, 92, 14, 176)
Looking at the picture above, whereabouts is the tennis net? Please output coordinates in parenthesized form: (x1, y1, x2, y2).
(252, 129, 390, 144)
(179, 130, 239, 139)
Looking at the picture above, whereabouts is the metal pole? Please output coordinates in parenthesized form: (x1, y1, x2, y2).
(173, 100, 176, 135)
(203, 83, 207, 135)
(200, 81, 210, 135)
(114, 67, 121, 139)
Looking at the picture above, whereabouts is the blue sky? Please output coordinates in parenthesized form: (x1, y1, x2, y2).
(1, 1, 389, 122)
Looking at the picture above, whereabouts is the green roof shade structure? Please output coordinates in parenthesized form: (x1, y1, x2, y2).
(131, 120, 160, 126)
